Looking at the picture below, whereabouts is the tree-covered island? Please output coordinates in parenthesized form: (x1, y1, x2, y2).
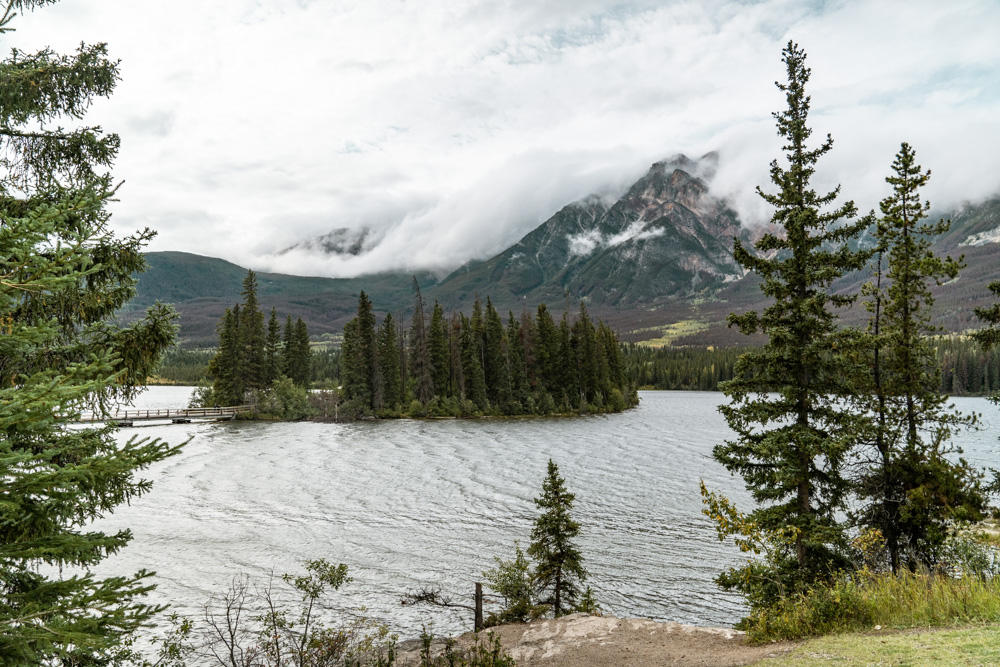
(195, 270, 638, 419)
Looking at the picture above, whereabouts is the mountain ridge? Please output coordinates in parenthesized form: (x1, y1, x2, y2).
(131, 156, 1000, 347)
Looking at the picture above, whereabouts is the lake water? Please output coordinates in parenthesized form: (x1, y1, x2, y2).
(89, 388, 1000, 638)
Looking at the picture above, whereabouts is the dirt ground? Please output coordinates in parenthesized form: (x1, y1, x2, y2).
(396, 614, 798, 666)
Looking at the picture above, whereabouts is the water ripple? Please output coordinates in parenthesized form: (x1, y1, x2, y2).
(83, 388, 999, 638)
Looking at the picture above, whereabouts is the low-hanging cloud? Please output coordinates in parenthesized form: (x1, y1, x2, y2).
(7, 0, 999, 277)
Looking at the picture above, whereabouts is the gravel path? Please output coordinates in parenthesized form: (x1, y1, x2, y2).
(396, 614, 799, 666)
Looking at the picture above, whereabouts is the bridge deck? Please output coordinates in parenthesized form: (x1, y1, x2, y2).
(78, 405, 252, 424)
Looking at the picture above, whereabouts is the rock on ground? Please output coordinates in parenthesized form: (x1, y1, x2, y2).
(396, 613, 797, 666)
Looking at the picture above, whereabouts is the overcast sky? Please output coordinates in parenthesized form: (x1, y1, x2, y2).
(9, 0, 1000, 278)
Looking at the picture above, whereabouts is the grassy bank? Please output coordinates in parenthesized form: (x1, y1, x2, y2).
(744, 570, 1000, 643)
(757, 624, 1000, 666)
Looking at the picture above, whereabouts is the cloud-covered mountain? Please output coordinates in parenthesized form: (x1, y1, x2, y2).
(280, 227, 378, 257)
(433, 153, 748, 306)
(134, 157, 1000, 347)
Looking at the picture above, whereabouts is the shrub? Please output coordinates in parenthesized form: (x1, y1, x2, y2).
(272, 376, 316, 420)
(743, 568, 1000, 643)
(482, 542, 546, 626)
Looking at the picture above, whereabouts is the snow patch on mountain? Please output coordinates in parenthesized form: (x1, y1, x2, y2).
(961, 227, 1000, 246)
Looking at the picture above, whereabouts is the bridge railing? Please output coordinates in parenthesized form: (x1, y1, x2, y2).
(77, 405, 252, 423)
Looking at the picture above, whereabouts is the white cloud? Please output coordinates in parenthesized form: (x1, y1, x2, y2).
(5, 0, 999, 276)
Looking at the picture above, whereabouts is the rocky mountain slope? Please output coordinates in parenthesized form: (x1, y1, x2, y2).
(436, 154, 746, 307)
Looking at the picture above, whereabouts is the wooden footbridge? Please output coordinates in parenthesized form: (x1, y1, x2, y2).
(78, 406, 252, 426)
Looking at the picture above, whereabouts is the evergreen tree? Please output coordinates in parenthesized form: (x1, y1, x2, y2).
(708, 42, 870, 599)
(571, 303, 599, 405)
(355, 291, 378, 408)
(535, 305, 558, 393)
(557, 312, 576, 408)
(484, 298, 512, 408)
(288, 317, 312, 387)
(265, 307, 282, 385)
(0, 1, 180, 658)
(507, 312, 529, 406)
(410, 278, 435, 404)
(450, 312, 465, 400)
(972, 280, 1000, 404)
(238, 269, 266, 391)
(461, 313, 488, 410)
(598, 321, 625, 394)
(340, 318, 363, 401)
(282, 315, 294, 377)
(378, 313, 403, 409)
(429, 301, 450, 398)
(529, 460, 587, 617)
(520, 308, 539, 391)
(856, 144, 985, 570)
(208, 306, 242, 405)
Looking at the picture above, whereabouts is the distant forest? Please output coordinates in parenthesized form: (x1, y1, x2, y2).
(154, 333, 1000, 398)
(624, 336, 1000, 396)
(337, 284, 637, 417)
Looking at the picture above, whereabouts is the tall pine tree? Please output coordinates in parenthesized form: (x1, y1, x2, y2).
(410, 279, 435, 404)
(972, 281, 1000, 404)
(378, 313, 403, 409)
(0, 1, 180, 659)
(265, 307, 282, 385)
(529, 460, 587, 617)
(429, 302, 450, 398)
(856, 143, 986, 571)
(238, 269, 266, 391)
(707, 42, 870, 601)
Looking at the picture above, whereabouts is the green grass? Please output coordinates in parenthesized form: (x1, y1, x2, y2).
(757, 624, 1000, 666)
(631, 319, 709, 347)
(744, 572, 1000, 644)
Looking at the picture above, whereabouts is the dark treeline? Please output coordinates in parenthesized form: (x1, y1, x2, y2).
(937, 336, 1000, 396)
(623, 344, 743, 391)
(153, 345, 340, 387)
(339, 281, 638, 418)
(622, 338, 1000, 396)
(152, 348, 216, 385)
(198, 270, 313, 408)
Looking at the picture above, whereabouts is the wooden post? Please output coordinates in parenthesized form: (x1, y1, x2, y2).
(474, 582, 483, 632)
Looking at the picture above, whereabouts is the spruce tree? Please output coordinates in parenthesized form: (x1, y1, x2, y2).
(282, 314, 294, 376)
(484, 298, 512, 408)
(410, 278, 435, 404)
(461, 313, 488, 410)
(0, 0, 180, 658)
(356, 291, 378, 408)
(571, 303, 599, 405)
(340, 318, 362, 402)
(208, 306, 241, 405)
(238, 269, 266, 391)
(378, 313, 403, 409)
(288, 317, 312, 387)
(265, 307, 282, 385)
(535, 304, 558, 393)
(557, 313, 576, 407)
(520, 309, 539, 391)
(708, 42, 870, 598)
(856, 143, 986, 570)
(450, 313, 465, 400)
(507, 312, 530, 406)
(429, 301, 450, 398)
(972, 281, 1000, 404)
(529, 460, 587, 617)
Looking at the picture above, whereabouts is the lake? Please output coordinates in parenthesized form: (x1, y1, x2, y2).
(89, 387, 1000, 638)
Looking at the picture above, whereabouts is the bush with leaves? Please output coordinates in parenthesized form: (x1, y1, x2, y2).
(481, 542, 545, 626)
(137, 561, 395, 667)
